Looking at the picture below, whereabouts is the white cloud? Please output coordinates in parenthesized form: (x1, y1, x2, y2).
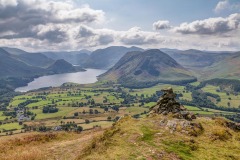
(214, 0, 240, 13)
(0, 0, 105, 41)
(0, 1, 239, 51)
(172, 13, 240, 35)
(0, 0, 17, 8)
(153, 20, 171, 30)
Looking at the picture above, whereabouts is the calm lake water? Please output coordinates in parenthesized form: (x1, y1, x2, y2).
(15, 69, 106, 92)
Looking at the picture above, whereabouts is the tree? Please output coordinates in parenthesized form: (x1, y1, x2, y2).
(74, 112, 79, 117)
(107, 116, 112, 121)
(104, 107, 108, 112)
(89, 109, 93, 114)
(85, 119, 90, 124)
(94, 109, 99, 114)
(76, 126, 83, 133)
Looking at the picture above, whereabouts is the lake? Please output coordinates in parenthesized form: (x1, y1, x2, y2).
(15, 69, 106, 92)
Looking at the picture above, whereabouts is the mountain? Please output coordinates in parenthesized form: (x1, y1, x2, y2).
(47, 59, 81, 74)
(162, 49, 234, 69)
(2, 47, 29, 55)
(0, 48, 46, 78)
(99, 49, 196, 88)
(83, 46, 144, 69)
(43, 51, 90, 66)
(16, 53, 54, 68)
(200, 52, 240, 80)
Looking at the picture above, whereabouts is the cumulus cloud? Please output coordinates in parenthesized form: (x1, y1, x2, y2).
(76, 25, 115, 47)
(119, 27, 160, 45)
(214, 0, 240, 13)
(0, 0, 105, 42)
(172, 13, 240, 35)
(0, 0, 18, 8)
(0, 0, 239, 51)
(153, 20, 171, 30)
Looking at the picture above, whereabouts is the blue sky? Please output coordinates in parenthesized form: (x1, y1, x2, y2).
(0, 0, 239, 51)
(76, 0, 226, 29)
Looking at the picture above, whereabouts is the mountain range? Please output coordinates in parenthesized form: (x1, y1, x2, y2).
(0, 48, 85, 79)
(1, 46, 240, 89)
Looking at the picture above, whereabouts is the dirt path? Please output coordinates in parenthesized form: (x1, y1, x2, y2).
(43, 130, 104, 160)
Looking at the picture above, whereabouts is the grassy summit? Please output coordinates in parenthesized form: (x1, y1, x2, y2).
(78, 115, 240, 160)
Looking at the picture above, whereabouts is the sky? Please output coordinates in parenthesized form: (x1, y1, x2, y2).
(0, 0, 239, 51)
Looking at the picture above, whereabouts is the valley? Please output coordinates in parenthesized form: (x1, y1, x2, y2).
(1, 46, 240, 137)
(1, 80, 239, 136)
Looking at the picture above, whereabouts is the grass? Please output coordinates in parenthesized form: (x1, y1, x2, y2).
(202, 85, 240, 108)
(31, 107, 78, 119)
(126, 107, 148, 114)
(163, 140, 194, 160)
(0, 112, 8, 121)
(0, 122, 22, 130)
(77, 115, 240, 160)
(80, 121, 113, 130)
(140, 125, 157, 143)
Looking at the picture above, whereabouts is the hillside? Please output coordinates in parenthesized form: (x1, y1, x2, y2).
(83, 46, 144, 69)
(16, 53, 54, 68)
(77, 115, 240, 160)
(99, 49, 196, 88)
(2, 47, 29, 55)
(47, 59, 78, 74)
(0, 48, 46, 78)
(1, 115, 239, 160)
(199, 52, 240, 80)
(162, 49, 234, 69)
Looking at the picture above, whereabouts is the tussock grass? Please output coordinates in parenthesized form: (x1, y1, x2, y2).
(77, 115, 240, 160)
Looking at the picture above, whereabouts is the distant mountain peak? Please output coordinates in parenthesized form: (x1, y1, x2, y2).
(99, 49, 196, 88)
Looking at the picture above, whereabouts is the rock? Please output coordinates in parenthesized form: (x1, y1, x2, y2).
(150, 87, 196, 121)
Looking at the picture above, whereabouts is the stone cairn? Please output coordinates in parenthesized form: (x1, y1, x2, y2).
(150, 87, 196, 121)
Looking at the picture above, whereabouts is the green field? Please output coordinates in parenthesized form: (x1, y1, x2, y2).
(0, 122, 22, 130)
(31, 107, 79, 120)
(202, 85, 240, 108)
(0, 82, 239, 135)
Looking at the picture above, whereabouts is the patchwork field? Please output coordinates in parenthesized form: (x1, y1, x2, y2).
(202, 85, 240, 108)
(0, 82, 238, 136)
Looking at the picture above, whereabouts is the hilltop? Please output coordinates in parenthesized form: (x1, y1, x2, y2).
(99, 49, 196, 88)
(1, 114, 239, 160)
(77, 115, 240, 160)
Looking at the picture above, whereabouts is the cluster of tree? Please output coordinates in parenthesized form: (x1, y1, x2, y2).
(18, 99, 39, 109)
(224, 114, 240, 123)
(120, 91, 136, 104)
(197, 79, 240, 92)
(2, 111, 17, 117)
(42, 106, 59, 113)
(61, 123, 83, 132)
(119, 77, 197, 89)
(204, 92, 221, 102)
(184, 84, 240, 113)
(0, 78, 26, 110)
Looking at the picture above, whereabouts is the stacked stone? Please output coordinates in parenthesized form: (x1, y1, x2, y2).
(150, 87, 196, 121)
